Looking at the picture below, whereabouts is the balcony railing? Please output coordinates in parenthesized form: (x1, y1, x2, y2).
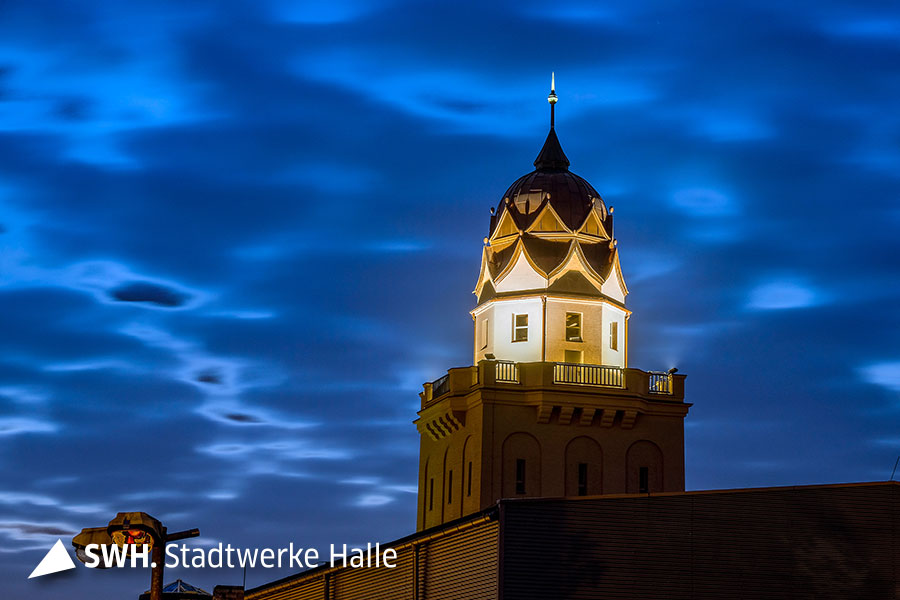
(424, 361, 679, 408)
(495, 360, 519, 383)
(553, 363, 624, 388)
(648, 372, 672, 394)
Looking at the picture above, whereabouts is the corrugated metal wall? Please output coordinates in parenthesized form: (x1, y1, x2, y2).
(500, 483, 899, 600)
(256, 576, 325, 600)
(247, 519, 499, 600)
(422, 520, 499, 599)
(332, 546, 414, 599)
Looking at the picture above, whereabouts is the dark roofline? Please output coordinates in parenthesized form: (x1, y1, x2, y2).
(496, 480, 900, 507)
(246, 505, 499, 596)
(247, 480, 895, 596)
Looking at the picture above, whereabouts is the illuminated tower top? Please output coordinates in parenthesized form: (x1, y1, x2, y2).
(416, 81, 689, 532)
(472, 77, 629, 367)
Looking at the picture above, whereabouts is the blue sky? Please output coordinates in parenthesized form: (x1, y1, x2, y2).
(2, 0, 900, 596)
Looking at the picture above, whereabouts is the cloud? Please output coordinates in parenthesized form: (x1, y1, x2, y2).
(196, 400, 315, 429)
(340, 477, 379, 486)
(0, 258, 207, 311)
(858, 361, 900, 393)
(264, 0, 388, 24)
(0, 385, 48, 404)
(671, 188, 739, 217)
(109, 281, 189, 307)
(117, 323, 293, 427)
(822, 18, 900, 40)
(42, 359, 136, 373)
(197, 438, 351, 464)
(746, 279, 824, 311)
(207, 310, 276, 320)
(622, 249, 681, 282)
(0, 491, 106, 515)
(383, 484, 417, 494)
(221, 412, 263, 423)
(292, 52, 654, 136)
(0, 521, 76, 542)
(354, 494, 393, 507)
(0, 418, 57, 436)
(0, 492, 58, 507)
(0, 3, 222, 165)
(206, 490, 238, 501)
(519, 1, 615, 23)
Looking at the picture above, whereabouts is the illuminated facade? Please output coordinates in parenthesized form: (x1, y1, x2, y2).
(415, 84, 691, 531)
(239, 84, 899, 600)
(471, 130, 627, 368)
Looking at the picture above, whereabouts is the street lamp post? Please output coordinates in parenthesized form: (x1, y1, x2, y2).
(154, 527, 200, 599)
(151, 528, 165, 600)
(73, 512, 199, 600)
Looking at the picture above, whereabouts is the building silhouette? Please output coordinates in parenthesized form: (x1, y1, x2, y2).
(231, 85, 899, 600)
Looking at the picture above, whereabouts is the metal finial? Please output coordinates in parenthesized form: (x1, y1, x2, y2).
(548, 72, 557, 128)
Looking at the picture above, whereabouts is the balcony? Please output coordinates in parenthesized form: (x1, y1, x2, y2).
(422, 360, 685, 408)
(648, 372, 673, 394)
(495, 360, 519, 383)
(553, 362, 624, 387)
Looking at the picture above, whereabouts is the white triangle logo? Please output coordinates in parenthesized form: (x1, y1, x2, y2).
(28, 539, 76, 579)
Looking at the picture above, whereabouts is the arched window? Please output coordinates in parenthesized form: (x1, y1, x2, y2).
(565, 436, 602, 496)
(501, 433, 542, 497)
(626, 440, 663, 493)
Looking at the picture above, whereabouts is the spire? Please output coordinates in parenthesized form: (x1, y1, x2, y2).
(548, 72, 558, 128)
(535, 73, 570, 171)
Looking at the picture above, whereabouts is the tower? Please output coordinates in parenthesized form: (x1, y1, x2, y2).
(415, 79, 691, 531)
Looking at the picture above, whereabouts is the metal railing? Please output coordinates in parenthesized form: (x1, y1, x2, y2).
(495, 360, 519, 383)
(431, 373, 450, 398)
(553, 363, 624, 388)
(648, 372, 672, 394)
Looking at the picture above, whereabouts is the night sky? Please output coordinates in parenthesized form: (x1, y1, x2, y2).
(2, 1, 900, 597)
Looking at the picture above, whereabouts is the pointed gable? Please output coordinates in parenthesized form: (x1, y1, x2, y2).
(494, 241, 547, 293)
(548, 241, 606, 290)
(600, 253, 628, 303)
(577, 209, 609, 239)
(491, 209, 519, 241)
(527, 203, 568, 234)
(548, 270, 603, 296)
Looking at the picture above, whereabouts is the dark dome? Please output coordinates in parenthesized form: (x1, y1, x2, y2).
(491, 127, 608, 234)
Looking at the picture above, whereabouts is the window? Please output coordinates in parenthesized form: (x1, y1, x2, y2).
(609, 321, 618, 351)
(481, 319, 489, 349)
(515, 459, 526, 494)
(577, 463, 588, 496)
(565, 312, 582, 341)
(639, 467, 649, 494)
(447, 470, 453, 504)
(429, 478, 434, 510)
(512, 314, 528, 342)
(467, 461, 473, 497)
(564, 349, 583, 364)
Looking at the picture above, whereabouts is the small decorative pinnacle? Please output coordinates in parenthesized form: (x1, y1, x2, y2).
(534, 72, 570, 171)
(548, 72, 558, 128)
